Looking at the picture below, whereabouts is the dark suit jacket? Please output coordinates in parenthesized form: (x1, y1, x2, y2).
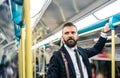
(46, 37, 107, 78)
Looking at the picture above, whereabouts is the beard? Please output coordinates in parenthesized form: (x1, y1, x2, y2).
(63, 37, 77, 48)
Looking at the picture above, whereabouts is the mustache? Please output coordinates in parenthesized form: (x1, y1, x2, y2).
(67, 37, 74, 41)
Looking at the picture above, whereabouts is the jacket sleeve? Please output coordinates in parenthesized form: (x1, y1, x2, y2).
(84, 36, 107, 58)
(46, 52, 59, 78)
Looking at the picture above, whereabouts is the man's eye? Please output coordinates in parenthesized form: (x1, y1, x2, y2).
(65, 32, 69, 34)
(72, 31, 76, 34)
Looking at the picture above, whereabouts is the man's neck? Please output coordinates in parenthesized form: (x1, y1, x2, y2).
(64, 44, 77, 50)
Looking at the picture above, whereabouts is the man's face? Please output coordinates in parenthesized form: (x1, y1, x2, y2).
(62, 26, 78, 48)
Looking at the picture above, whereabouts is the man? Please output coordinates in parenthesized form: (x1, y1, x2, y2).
(46, 22, 110, 78)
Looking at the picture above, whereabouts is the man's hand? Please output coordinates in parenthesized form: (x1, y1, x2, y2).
(103, 23, 111, 33)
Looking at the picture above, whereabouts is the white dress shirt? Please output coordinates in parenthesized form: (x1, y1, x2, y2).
(64, 44, 88, 78)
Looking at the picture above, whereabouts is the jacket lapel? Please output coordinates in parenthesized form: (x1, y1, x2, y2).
(61, 45, 76, 77)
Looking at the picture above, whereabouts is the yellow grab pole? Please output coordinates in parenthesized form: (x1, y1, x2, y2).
(33, 40, 36, 78)
(23, 0, 33, 78)
(42, 46, 46, 78)
(111, 30, 115, 78)
(38, 48, 41, 72)
(18, 41, 22, 78)
(21, 28, 25, 78)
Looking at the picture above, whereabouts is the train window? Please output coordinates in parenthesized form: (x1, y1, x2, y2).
(94, 0, 120, 19)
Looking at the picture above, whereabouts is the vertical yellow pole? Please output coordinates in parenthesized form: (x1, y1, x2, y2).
(23, 0, 33, 78)
(21, 28, 25, 78)
(38, 48, 41, 72)
(42, 46, 46, 78)
(18, 41, 22, 78)
(33, 40, 36, 78)
(111, 30, 115, 78)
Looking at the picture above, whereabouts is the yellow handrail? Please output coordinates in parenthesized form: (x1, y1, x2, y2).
(111, 30, 115, 78)
(18, 41, 22, 78)
(21, 28, 26, 78)
(33, 40, 36, 78)
(23, 0, 33, 78)
(42, 46, 46, 78)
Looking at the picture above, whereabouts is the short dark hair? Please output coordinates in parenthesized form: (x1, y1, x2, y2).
(63, 22, 77, 29)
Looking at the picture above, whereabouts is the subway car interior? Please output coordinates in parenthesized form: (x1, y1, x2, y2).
(0, 0, 120, 78)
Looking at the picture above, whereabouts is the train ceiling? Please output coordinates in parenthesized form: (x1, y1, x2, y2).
(33, 0, 117, 41)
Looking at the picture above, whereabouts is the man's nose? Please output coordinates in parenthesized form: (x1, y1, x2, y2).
(68, 33, 73, 37)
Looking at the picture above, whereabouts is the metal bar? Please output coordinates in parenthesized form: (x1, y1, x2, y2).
(18, 41, 22, 78)
(38, 48, 41, 72)
(53, 0, 66, 22)
(79, 21, 120, 36)
(23, 0, 33, 78)
(111, 30, 115, 78)
(78, 19, 108, 35)
(109, 15, 120, 78)
(21, 28, 25, 78)
(33, 40, 36, 78)
(113, 21, 120, 26)
(72, 0, 79, 13)
(0, 39, 5, 44)
(79, 26, 104, 36)
(0, 40, 16, 50)
(42, 46, 46, 78)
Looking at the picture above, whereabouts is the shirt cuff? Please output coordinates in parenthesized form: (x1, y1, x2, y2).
(100, 32, 107, 38)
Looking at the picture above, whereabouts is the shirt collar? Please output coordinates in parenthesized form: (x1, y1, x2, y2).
(64, 44, 77, 51)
